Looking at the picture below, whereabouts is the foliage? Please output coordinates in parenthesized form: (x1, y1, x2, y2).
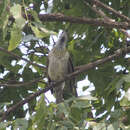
(0, 0, 130, 129)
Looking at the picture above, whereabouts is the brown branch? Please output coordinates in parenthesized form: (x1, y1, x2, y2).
(38, 13, 130, 29)
(84, 1, 130, 38)
(0, 77, 46, 88)
(0, 47, 46, 70)
(85, 0, 130, 23)
(84, 1, 111, 21)
(73, 47, 130, 74)
(0, 87, 48, 122)
(1, 46, 130, 122)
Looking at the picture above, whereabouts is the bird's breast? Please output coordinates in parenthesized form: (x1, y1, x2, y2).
(48, 51, 69, 81)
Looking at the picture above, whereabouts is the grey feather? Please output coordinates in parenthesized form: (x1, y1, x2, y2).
(47, 31, 77, 103)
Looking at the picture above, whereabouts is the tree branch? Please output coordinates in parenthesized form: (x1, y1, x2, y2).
(85, 0, 130, 23)
(0, 77, 46, 88)
(38, 13, 130, 29)
(0, 87, 48, 122)
(0, 47, 46, 70)
(84, 1, 130, 38)
(1, 46, 130, 122)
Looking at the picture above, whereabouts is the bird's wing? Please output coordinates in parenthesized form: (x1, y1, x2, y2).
(46, 55, 53, 93)
(68, 56, 78, 97)
(63, 56, 78, 98)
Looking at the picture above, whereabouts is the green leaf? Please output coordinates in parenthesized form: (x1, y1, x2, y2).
(0, 121, 12, 129)
(57, 103, 68, 117)
(123, 73, 130, 83)
(8, 4, 26, 51)
(38, 82, 46, 88)
(31, 24, 57, 38)
(0, 0, 9, 41)
(13, 118, 28, 130)
(72, 100, 90, 109)
(78, 95, 97, 101)
(120, 96, 130, 107)
(8, 24, 22, 51)
(82, 86, 89, 91)
(10, 4, 25, 29)
(91, 122, 120, 130)
(31, 25, 48, 38)
(0, 0, 7, 15)
(120, 88, 130, 107)
(124, 88, 130, 101)
(104, 76, 122, 97)
(61, 121, 74, 129)
(70, 107, 82, 122)
(32, 95, 47, 130)
(22, 34, 39, 42)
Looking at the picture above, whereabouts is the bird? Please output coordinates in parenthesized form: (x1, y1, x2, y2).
(47, 31, 77, 103)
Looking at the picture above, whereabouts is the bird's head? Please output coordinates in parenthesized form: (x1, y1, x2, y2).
(56, 31, 68, 49)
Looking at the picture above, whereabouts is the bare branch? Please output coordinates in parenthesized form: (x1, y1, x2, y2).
(0, 47, 46, 70)
(1, 46, 130, 122)
(38, 13, 130, 29)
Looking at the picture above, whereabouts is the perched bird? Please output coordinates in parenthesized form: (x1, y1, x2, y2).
(47, 31, 77, 103)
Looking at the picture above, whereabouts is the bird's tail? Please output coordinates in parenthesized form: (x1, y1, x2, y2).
(54, 82, 64, 104)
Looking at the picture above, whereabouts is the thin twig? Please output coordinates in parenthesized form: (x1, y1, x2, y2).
(1, 46, 130, 122)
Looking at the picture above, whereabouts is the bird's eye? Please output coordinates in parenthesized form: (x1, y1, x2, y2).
(60, 37, 65, 43)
